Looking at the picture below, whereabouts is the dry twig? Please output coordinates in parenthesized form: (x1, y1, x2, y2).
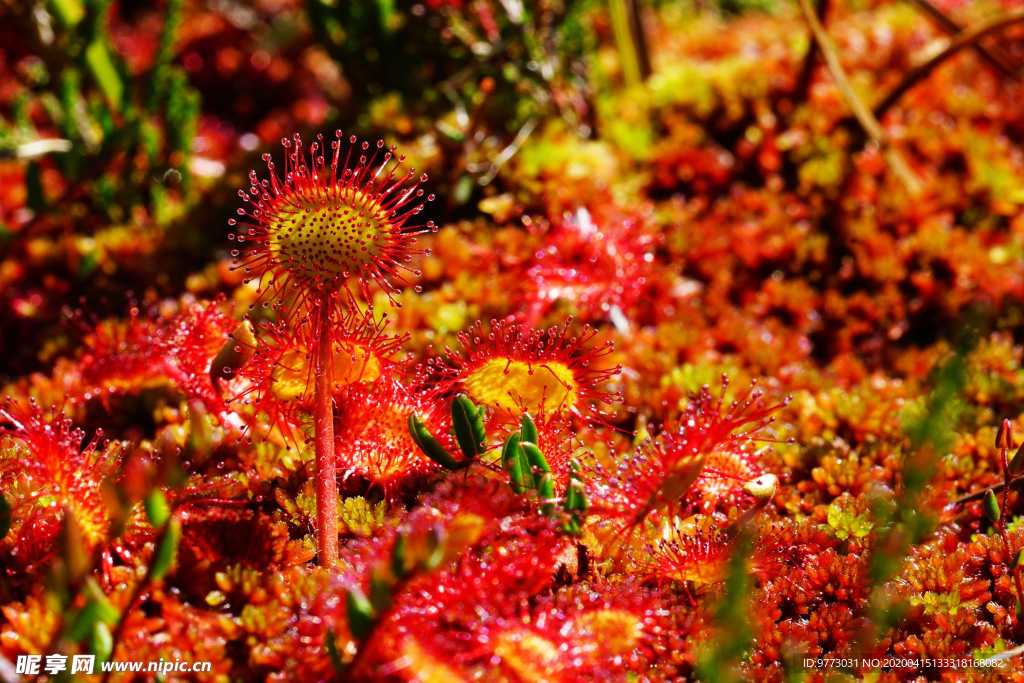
(904, 0, 1022, 80)
(797, 0, 923, 195)
(873, 8, 1024, 119)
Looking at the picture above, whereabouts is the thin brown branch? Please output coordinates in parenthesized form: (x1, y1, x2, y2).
(951, 477, 1024, 506)
(796, 0, 922, 195)
(905, 0, 1022, 80)
(795, 0, 830, 100)
(873, 8, 1024, 120)
(626, 0, 652, 81)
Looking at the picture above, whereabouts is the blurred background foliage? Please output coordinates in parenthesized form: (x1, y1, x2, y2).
(0, 0, 612, 378)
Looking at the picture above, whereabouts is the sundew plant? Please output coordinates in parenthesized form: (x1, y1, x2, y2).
(2, 0, 1024, 681)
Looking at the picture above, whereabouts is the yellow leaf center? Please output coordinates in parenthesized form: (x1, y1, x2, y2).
(269, 193, 389, 281)
(464, 359, 578, 416)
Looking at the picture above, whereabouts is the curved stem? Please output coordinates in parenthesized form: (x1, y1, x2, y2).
(795, 0, 830, 101)
(873, 8, 1024, 120)
(904, 0, 1022, 80)
(999, 447, 1024, 620)
(797, 0, 922, 195)
(314, 298, 338, 566)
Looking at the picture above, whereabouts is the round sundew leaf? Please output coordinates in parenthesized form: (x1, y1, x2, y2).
(465, 358, 578, 415)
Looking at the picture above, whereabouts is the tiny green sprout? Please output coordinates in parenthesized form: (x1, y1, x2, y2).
(391, 533, 408, 579)
(149, 517, 181, 582)
(452, 395, 487, 458)
(984, 490, 1001, 524)
(408, 412, 460, 469)
(520, 412, 539, 446)
(521, 442, 555, 514)
(0, 494, 11, 540)
(1010, 442, 1024, 477)
(563, 458, 587, 513)
(89, 621, 113, 662)
(345, 587, 376, 640)
(144, 490, 171, 528)
(369, 568, 393, 612)
(1010, 548, 1023, 571)
(502, 433, 526, 493)
(826, 503, 872, 540)
(561, 458, 587, 536)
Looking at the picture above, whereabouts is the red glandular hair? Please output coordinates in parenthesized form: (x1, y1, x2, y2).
(229, 132, 436, 315)
(71, 299, 238, 426)
(425, 318, 621, 427)
(0, 399, 121, 571)
(519, 206, 661, 326)
(387, 577, 668, 682)
(334, 380, 452, 499)
(164, 298, 238, 413)
(75, 308, 169, 402)
(644, 517, 797, 588)
(588, 378, 788, 527)
(229, 307, 408, 447)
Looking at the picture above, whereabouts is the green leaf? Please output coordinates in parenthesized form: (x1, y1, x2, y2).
(0, 495, 11, 540)
(520, 413, 539, 446)
(26, 161, 45, 212)
(85, 41, 124, 111)
(144, 490, 170, 528)
(521, 442, 551, 475)
(325, 628, 346, 676)
(89, 621, 113, 662)
(48, 0, 85, 28)
(521, 442, 554, 514)
(408, 413, 460, 469)
(78, 250, 99, 277)
(564, 458, 587, 514)
(149, 518, 181, 581)
(1010, 548, 1023, 571)
(1010, 443, 1024, 477)
(501, 433, 525, 494)
(369, 568, 392, 613)
(83, 578, 119, 624)
(984, 490, 1001, 524)
(451, 395, 486, 458)
(391, 533, 407, 579)
(346, 587, 376, 640)
(67, 591, 117, 643)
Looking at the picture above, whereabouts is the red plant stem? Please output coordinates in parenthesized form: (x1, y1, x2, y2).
(314, 298, 338, 566)
(999, 445, 1024, 618)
